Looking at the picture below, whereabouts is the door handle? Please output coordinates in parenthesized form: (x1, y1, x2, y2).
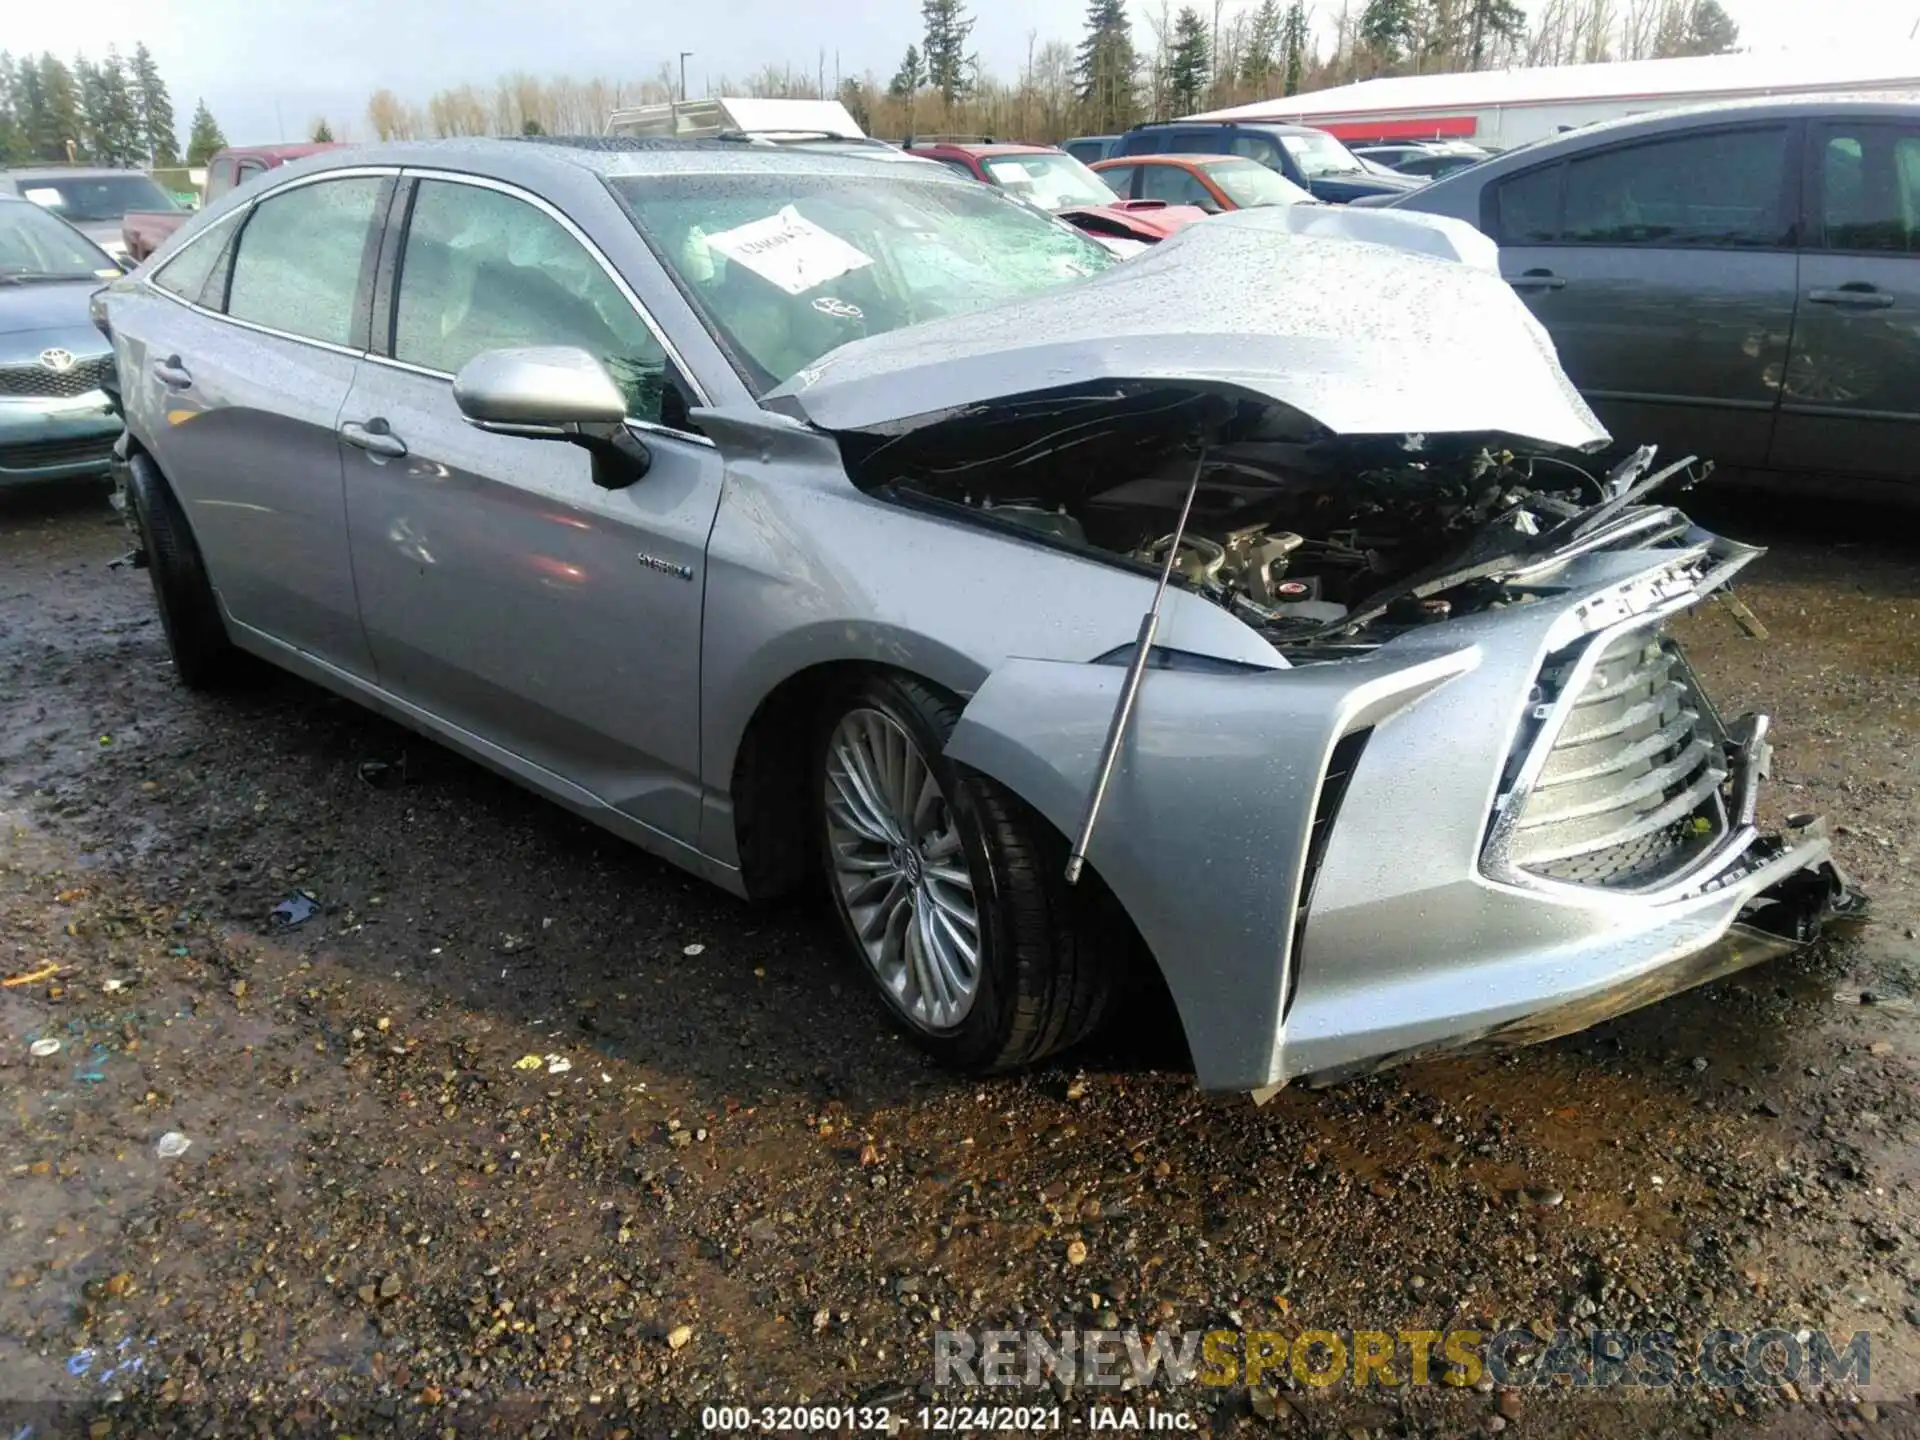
(340, 418, 408, 459)
(1509, 269, 1567, 292)
(1807, 286, 1894, 309)
(152, 355, 191, 388)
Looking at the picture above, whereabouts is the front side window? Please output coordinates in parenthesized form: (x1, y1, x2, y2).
(980, 153, 1118, 209)
(206, 159, 237, 201)
(393, 180, 674, 423)
(226, 176, 384, 345)
(1560, 126, 1788, 246)
(1139, 164, 1217, 210)
(0, 200, 118, 281)
(18, 173, 176, 222)
(614, 172, 1117, 393)
(1814, 123, 1920, 253)
(1205, 158, 1312, 208)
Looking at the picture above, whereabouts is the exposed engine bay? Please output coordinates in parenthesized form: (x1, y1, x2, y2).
(842, 386, 1707, 656)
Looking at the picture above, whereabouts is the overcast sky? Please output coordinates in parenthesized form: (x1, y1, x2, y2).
(11, 0, 1919, 147)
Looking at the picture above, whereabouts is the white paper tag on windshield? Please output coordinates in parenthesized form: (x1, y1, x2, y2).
(703, 206, 874, 296)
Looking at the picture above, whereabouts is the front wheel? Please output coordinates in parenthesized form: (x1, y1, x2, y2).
(816, 673, 1113, 1073)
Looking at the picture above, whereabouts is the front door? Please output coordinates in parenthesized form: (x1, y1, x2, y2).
(1484, 123, 1799, 468)
(339, 175, 723, 845)
(1769, 118, 1920, 483)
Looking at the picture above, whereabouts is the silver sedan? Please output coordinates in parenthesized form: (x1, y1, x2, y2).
(99, 137, 1856, 1094)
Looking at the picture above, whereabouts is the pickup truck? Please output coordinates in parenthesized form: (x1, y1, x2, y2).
(122, 142, 344, 261)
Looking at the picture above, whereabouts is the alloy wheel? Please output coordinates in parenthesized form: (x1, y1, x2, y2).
(822, 706, 981, 1032)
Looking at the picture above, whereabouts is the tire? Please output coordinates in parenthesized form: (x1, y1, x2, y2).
(124, 452, 241, 690)
(815, 672, 1113, 1073)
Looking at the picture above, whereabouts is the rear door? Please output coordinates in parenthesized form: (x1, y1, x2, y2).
(1768, 118, 1920, 482)
(133, 169, 390, 675)
(1482, 122, 1798, 467)
(338, 173, 723, 844)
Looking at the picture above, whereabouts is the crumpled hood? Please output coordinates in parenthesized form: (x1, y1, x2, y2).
(767, 206, 1608, 452)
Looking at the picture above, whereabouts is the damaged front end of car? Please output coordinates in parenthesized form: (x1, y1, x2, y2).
(760, 210, 1864, 1093)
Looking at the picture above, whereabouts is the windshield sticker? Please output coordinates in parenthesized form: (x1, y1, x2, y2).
(22, 187, 64, 207)
(811, 296, 863, 319)
(704, 206, 874, 296)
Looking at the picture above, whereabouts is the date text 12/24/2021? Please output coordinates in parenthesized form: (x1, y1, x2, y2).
(700, 1405, 1198, 1431)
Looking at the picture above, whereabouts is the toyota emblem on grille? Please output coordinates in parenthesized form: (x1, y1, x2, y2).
(38, 348, 77, 374)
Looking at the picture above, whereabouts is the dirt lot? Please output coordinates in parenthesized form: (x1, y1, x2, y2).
(1, 482, 1916, 1439)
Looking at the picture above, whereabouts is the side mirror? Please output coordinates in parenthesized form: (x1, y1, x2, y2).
(453, 346, 650, 489)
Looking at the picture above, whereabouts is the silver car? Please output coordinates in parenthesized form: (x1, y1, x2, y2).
(98, 138, 1855, 1095)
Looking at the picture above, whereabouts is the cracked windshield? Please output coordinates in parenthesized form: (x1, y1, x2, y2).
(615, 173, 1114, 389)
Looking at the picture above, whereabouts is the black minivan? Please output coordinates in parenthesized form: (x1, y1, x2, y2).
(1108, 121, 1424, 204)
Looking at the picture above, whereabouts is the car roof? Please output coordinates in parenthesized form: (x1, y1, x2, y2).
(906, 141, 1058, 157)
(1127, 119, 1319, 135)
(1468, 92, 1920, 169)
(271, 134, 956, 185)
(1, 166, 151, 181)
(1098, 153, 1244, 166)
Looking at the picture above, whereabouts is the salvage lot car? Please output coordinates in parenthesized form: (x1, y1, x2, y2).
(1376, 96, 1920, 491)
(0, 195, 124, 488)
(99, 138, 1855, 1095)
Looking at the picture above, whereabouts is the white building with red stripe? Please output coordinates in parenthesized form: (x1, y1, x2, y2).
(1189, 46, 1920, 149)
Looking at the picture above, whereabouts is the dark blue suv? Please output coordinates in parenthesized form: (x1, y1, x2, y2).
(1110, 121, 1423, 204)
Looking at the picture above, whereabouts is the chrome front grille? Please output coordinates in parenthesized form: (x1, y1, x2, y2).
(0, 354, 115, 399)
(1496, 625, 1730, 890)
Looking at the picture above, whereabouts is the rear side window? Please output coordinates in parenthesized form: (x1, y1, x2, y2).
(226, 176, 384, 346)
(205, 159, 237, 202)
(1490, 127, 1788, 247)
(151, 212, 239, 304)
(392, 179, 674, 424)
(1228, 133, 1286, 168)
(1096, 164, 1138, 198)
(1063, 140, 1105, 165)
(1813, 122, 1920, 253)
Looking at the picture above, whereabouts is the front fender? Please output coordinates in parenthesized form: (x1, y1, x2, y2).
(946, 646, 1479, 1091)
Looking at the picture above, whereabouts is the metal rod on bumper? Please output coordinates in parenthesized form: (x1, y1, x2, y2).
(1065, 445, 1208, 885)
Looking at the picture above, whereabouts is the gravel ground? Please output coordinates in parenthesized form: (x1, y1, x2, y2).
(1, 482, 1915, 1439)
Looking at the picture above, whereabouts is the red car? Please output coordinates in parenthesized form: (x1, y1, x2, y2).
(902, 139, 1206, 245)
(1091, 154, 1315, 214)
(122, 143, 346, 261)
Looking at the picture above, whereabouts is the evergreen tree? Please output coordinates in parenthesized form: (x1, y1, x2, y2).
(887, 44, 923, 99)
(1239, 0, 1282, 91)
(837, 76, 872, 133)
(1359, 0, 1420, 66)
(1678, 0, 1739, 54)
(1282, 1, 1308, 94)
(311, 117, 335, 142)
(74, 55, 106, 160)
(520, 116, 544, 135)
(1166, 7, 1211, 116)
(96, 49, 144, 165)
(0, 54, 23, 163)
(1464, 0, 1527, 66)
(1074, 0, 1138, 132)
(35, 54, 84, 162)
(888, 44, 923, 133)
(921, 0, 976, 111)
(185, 98, 226, 166)
(129, 43, 178, 164)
